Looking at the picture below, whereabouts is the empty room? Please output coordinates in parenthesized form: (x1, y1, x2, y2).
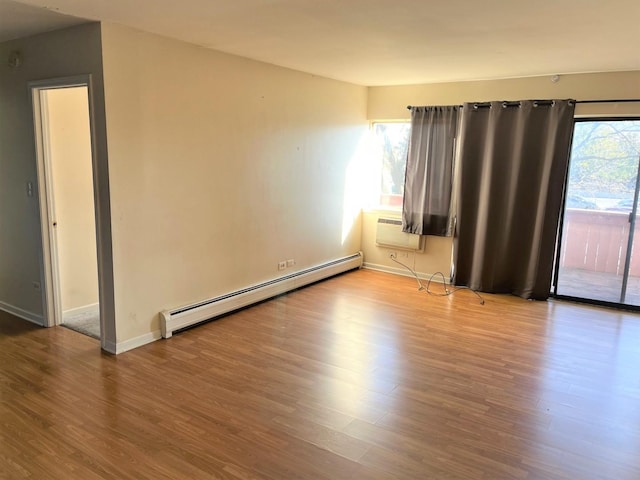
(1, 1, 639, 479)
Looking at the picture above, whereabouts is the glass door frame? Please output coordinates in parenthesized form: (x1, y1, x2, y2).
(552, 116, 640, 311)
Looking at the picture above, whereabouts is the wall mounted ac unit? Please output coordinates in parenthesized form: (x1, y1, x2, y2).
(375, 217, 422, 251)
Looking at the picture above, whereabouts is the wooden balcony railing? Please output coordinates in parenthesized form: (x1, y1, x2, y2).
(560, 209, 640, 276)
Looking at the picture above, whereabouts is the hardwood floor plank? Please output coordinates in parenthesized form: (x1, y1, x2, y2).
(1, 270, 640, 479)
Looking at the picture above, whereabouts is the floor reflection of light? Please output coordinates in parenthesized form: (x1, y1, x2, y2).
(319, 295, 400, 418)
(537, 301, 640, 469)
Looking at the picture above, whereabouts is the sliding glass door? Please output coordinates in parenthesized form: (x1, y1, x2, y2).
(554, 119, 640, 307)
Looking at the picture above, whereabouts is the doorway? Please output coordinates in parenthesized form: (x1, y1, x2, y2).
(32, 81, 100, 339)
(554, 119, 640, 308)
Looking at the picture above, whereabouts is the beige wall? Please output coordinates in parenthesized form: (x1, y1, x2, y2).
(0, 23, 113, 338)
(45, 87, 99, 313)
(100, 24, 368, 343)
(364, 71, 640, 279)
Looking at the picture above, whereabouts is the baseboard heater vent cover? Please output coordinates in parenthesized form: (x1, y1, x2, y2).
(160, 252, 363, 338)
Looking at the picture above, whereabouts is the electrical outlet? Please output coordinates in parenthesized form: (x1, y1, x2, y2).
(32, 281, 41, 291)
(278, 261, 287, 271)
(286, 259, 295, 267)
(399, 251, 409, 258)
(389, 251, 397, 259)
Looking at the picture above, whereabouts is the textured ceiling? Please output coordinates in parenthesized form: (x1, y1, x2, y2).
(3, 0, 640, 86)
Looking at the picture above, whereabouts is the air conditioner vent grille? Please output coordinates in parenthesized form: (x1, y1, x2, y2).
(375, 217, 421, 251)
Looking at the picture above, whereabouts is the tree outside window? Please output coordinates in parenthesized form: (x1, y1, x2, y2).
(373, 122, 410, 208)
(568, 120, 640, 210)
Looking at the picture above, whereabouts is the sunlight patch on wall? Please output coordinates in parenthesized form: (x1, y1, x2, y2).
(342, 131, 376, 245)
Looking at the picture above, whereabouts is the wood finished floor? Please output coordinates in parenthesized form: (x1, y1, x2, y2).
(2, 269, 640, 479)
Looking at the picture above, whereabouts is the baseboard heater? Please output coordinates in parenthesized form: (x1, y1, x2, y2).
(160, 252, 363, 338)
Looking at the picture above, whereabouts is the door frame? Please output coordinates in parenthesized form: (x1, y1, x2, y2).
(30, 75, 103, 331)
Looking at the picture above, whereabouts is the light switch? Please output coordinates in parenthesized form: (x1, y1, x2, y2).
(26, 181, 34, 197)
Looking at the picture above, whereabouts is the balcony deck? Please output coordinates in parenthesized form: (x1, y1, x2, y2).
(557, 208, 640, 306)
(556, 266, 640, 306)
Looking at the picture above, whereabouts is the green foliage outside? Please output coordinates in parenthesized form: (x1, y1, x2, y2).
(569, 121, 640, 196)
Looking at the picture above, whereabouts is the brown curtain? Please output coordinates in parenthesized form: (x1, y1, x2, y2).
(453, 100, 575, 299)
(402, 106, 460, 236)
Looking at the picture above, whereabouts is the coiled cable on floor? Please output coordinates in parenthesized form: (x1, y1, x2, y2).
(390, 255, 485, 305)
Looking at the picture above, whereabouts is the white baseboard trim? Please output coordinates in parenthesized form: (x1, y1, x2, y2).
(0, 301, 44, 326)
(102, 330, 163, 355)
(363, 262, 450, 284)
(63, 302, 99, 319)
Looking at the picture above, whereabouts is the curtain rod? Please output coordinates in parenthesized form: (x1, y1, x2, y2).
(574, 99, 640, 104)
(406, 99, 640, 110)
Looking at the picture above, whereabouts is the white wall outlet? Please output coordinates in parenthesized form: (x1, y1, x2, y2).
(278, 261, 287, 271)
(286, 259, 295, 267)
(389, 251, 397, 259)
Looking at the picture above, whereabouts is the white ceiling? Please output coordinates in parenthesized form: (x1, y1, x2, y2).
(2, 0, 640, 86)
(0, 0, 86, 42)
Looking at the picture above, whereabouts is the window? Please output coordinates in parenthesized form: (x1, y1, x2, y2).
(372, 122, 410, 208)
